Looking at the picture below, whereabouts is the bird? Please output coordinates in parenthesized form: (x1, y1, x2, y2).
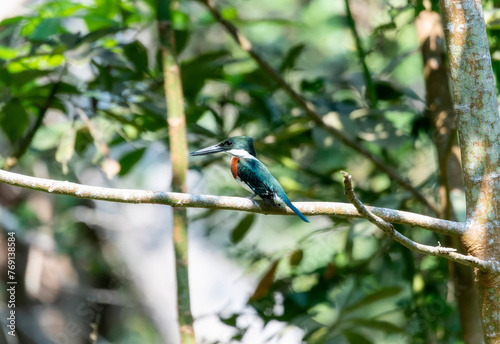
(190, 136, 309, 223)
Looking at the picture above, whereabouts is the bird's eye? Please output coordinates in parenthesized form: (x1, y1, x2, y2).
(226, 140, 233, 146)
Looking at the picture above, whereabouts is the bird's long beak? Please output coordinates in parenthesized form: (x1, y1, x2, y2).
(190, 144, 225, 156)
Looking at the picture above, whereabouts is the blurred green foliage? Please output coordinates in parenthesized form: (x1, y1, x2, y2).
(0, 0, 481, 343)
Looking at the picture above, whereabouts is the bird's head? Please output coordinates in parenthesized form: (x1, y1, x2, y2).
(190, 136, 257, 158)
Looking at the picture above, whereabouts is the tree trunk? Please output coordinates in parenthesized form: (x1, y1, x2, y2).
(439, 0, 500, 342)
(415, 8, 483, 342)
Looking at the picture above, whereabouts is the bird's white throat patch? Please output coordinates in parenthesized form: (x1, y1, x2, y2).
(226, 149, 257, 160)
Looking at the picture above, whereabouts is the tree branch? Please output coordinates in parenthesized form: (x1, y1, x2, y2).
(341, 171, 498, 273)
(344, 0, 377, 107)
(0, 168, 463, 236)
(197, 0, 440, 216)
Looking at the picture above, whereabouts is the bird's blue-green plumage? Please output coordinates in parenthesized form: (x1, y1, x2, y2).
(190, 136, 309, 223)
(235, 158, 309, 223)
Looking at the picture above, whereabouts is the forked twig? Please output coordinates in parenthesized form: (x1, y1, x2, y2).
(341, 171, 498, 273)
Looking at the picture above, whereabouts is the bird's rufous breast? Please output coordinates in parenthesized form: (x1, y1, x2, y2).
(230, 156, 239, 179)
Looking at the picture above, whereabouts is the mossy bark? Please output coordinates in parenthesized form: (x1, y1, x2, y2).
(440, 0, 500, 342)
(416, 8, 483, 342)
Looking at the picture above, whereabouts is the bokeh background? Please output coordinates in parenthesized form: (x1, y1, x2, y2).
(2, 0, 498, 343)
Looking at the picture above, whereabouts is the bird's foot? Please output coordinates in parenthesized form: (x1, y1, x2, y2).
(247, 194, 260, 206)
(248, 193, 258, 200)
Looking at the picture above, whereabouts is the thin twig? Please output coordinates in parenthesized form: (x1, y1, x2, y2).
(76, 108, 110, 157)
(344, 0, 377, 107)
(90, 313, 101, 344)
(198, 0, 440, 216)
(76, 108, 120, 179)
(0, 168, 463, 235)
(341, 171, 498, 273)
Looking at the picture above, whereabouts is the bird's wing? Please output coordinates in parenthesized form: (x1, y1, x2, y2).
(238, 158, 310, 222)
(236, 158, 283, 201)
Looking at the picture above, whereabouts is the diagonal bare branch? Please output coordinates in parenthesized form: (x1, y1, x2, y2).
(341, 171, 498, 273)
(344, 0, 377, 107)
(198, 0, 440, 216)
(0, 168, 463, 236)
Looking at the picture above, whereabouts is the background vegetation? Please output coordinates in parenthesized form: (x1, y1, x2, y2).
(1, 0, 497, 343)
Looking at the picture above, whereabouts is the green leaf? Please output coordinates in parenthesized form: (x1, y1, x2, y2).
(373, 22, 397, 35)
(92, 62, 113, 91)
(0, 16, 24, 27)
(172, 9, 189, 30)
(348, 318, 404, 334)
(343, 286, 402, 314)
(249, 259, 280, 302)
(58, 82, 80, 94)
(118, 148, 146, 176)
(0, 99, 29, 143)
(55, 126, 76, 174)
(174, 29, 190, 56)
(300, 78, 324, 93)
(220, 314, 238, 327)
(7, 70, 52, 89)
(84, 15, 120, 31)
(374, 81, 404, 101)
(124, 41, 148, 74)
(221, 7, 238, 21)
(37, 0, 83, 17)
(58, 32, 83, 50)
(402, 87, 425, 102)
(279, 43, 305, 73)
(142, 0, 155, 10)
(343, 330, 373, 344)
(180, 51, 228, 100)
(32, 123, 68, 150)
(289, 249, 304, 267)
(230, 214, 254, 244)
(0, 46, 18, 60)
(82, 27, 124, 44)
(28, 18, 62, 41)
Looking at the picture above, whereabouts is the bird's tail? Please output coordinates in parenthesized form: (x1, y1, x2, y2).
(280, 194, 309, 223)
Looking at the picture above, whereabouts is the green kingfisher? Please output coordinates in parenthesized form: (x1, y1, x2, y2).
(190, 136, 309, 223)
